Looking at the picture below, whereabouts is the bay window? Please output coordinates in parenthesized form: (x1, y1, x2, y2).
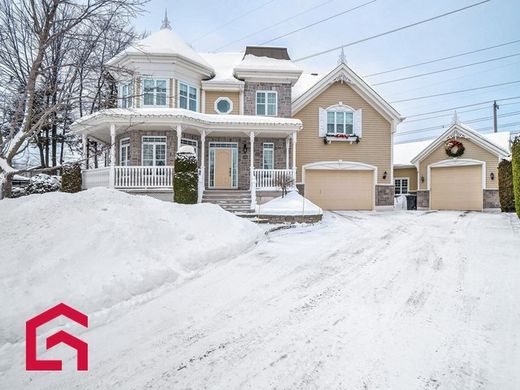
(120, 81, 134, 108)
(179, 82, 198, 111)
(142, 79, 168, 107)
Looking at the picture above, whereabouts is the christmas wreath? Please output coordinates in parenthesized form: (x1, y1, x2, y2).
(445, 139, 465, 158)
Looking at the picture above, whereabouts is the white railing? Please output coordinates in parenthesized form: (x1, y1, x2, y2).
(83, 167, 110, 189)
(253, 169, 295, 190)
(114, 166, 174, 189)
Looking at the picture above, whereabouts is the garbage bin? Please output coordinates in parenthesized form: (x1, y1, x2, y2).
(405, 194, 417, 210)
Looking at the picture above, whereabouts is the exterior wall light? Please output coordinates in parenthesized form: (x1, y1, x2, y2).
(421, 176, 425, 183)
(490, 172, 495, 180)
(383, 171, 387, 180)
(243, 142, 248, 154)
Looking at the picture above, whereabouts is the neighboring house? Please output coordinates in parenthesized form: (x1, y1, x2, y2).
(393, 119, 511, 211)
(71, 15, 402, 212)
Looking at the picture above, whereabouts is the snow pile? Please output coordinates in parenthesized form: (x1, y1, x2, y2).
(0, 188, 262, 344)
(258, 190, 322, 216)
(394, 194, 407, 210)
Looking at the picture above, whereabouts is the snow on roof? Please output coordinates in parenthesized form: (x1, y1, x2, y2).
(292, 72, 324, 101)
(235, 54, 302, 73)
(200, 52, 244, 85)
(394, 131, 511, 166)
(257, 190, 322, 216)
(109, 29, 213, 71)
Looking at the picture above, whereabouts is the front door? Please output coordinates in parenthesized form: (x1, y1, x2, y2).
(214, 148, 233, 188)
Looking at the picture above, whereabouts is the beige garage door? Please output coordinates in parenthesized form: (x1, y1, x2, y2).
(305, 169, 374, 210)
(430, 165, 483, 211)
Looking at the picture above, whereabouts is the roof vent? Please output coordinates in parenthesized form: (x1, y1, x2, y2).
(244, 46, 290, 60)
(311, 73, 318, 76)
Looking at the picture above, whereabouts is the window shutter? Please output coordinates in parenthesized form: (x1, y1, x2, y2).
(353, 108, 363, 138)
(318, 107, 327, 137)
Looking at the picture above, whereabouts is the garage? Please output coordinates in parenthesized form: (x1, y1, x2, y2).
(305, 169, 374, 210)
(430, 164, 483, 211)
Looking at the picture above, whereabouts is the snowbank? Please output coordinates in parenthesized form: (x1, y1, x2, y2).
(0, 188, 262, 344)
(394, 194, 407, 210)
(257, 191, 322, 216)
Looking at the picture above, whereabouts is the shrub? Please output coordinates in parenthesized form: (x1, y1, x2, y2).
(61, 164, 82, 193)
(24, 174, 61, 196)
(498, 159, 515, 212)
(173, 149, 198, 204)
(512, 137, 520, 218)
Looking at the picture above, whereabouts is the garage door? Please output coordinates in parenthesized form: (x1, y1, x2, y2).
(430, 165, 483, 211)
(305, 169, 374, 210)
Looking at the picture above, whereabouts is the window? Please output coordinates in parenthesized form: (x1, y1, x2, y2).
(262, 143, 274, 169)
(179, 82, 198, 111)
(120, 138, 130, 166)
(181, 138, 198, 158)
(256, 91, 277, 116)
(142, 136, 167, 166)
(214, 97, 233, 114)
(395, 178, 409, 195)
(120, 82, 134, 108)
(327, 110, 353, 134)
(142, 79, 168, 107)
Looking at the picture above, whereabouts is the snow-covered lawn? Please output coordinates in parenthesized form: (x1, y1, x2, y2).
(1, 193, 520, 389)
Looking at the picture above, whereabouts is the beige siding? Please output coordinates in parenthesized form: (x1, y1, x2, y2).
(204, 91, 240, 115)
(394, 167, 418, 191)
(430, 165, 483, 211)
(305, 169, 374, 210)
(418, 138, 498, 190)
(293, 82, 392, 185)
(169, 78, 175, 108)
(135, 78, 141, 108)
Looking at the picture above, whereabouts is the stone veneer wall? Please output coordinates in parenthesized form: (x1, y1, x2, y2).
(243, 82, 292, 118)
(417, 190, 430, 208)
(375, 185, 394, 206)
(254, 138, 289, 169)
(483, 189, 500, 209)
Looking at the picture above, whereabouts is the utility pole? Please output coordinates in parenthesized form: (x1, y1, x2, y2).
(493, 100, 499, 133)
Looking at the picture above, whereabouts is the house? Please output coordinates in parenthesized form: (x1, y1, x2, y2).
(393, 118, 511, 211)
(71, 15, 402, 212)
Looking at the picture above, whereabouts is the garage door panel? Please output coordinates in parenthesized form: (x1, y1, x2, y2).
(305, 170, 373, 210)
(430, 165, 482, 211)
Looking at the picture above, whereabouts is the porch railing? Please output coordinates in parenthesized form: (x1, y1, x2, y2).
(114, 166, 174, 189)
(253, 168, 295, 190)
(82, 167, 110, 189)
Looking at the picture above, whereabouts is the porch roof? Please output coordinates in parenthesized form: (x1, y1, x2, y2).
(70, 108, 302, 143)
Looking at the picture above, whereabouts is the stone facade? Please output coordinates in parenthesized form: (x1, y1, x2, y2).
(243, 82, 292, 118)
(417, 190, 430, 209)
(483, 189, 500, 209)
(375, 185, 394, 206)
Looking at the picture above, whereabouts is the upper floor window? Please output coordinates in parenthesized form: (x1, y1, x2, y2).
(142, 136, 166, 166)
(179, 82, 197, 111)
(256, 91, 277, 116)
(318, 103, 362, 138)
(120, 81, 133, 108)
(262, 143, 274, 169)
(215, 97, 233, 114)
(120, 138, 130, 166)
(143, 79, 168, 107)
(395, 178, 409, 195)
(327, 110, 353, 135)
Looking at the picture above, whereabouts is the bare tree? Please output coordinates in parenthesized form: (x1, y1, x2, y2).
(0, 0, 146, 198)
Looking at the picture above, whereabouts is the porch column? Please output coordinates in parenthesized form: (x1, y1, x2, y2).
(250, 131, 256, 209)
(82, 133, 88, 170)
(285, 137, 290, 169)
(198, 130, 206, 203)
(109, 124, 116, 189)
(291, 131, 297, 188)
(176, 124, 182, 150)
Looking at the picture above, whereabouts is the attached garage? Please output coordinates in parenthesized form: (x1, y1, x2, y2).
(430, 164, 483, 211)
(304, 162, 375, 210)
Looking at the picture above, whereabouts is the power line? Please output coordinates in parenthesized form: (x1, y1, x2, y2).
(390, 80, 520, 104)
(373, 52, 520, 86)
(293, 0, 490, 62)
(475, 121, 520, 132)
(364, 38, 520, 77)
(215, 0, 336, 51)
(190, 0, 278, 44)
(260, 0, 378, 45)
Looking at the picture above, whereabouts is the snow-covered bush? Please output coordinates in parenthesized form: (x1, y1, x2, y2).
(61, 164, 82, 193)
(174, 147, 198, 204)
(24, 174, 61, 195)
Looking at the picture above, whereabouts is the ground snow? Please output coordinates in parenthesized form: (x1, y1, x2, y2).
(0, 188, 261, 346)
(257, 190, 322, 216)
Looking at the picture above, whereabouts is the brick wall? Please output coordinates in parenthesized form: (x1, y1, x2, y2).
(243, 82, 292, 118)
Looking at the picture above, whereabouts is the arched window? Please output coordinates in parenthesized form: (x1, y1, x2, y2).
(318, 103, 362, 138)
(327, 110, 353, 135)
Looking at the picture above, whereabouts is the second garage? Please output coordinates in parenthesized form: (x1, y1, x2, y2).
(430, 164, 483, 211)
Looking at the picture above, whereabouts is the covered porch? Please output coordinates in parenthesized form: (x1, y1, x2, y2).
(71, 108, 302, 205)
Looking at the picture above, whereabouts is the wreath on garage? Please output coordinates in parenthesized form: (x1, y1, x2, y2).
(445, 139, 465, 158)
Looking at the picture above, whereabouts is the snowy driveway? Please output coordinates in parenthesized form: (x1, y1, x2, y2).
(6, 211, 520, 389)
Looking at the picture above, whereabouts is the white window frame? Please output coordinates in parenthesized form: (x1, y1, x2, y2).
(120, 138, 130, 166)
(394, 177, 409, 195)
(178, 81, 198, 112)
(141, 136, 167, 166)
(120, 81, 134, 109)
(180, 138, 198, 158)
(256, 90, 277, 116)
(327, 110, 354, 135)
(214, 96, 233, 114)
(141, 78, 169, 108)
(262, 142, 275, 170)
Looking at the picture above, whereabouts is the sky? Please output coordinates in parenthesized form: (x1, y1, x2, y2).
(133, 0, 520, 143)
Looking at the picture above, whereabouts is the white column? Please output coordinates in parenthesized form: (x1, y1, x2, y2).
(285, 137, 290, 170)
(249, 131, 255, 172)
(249, 131, 256, 209)
(239, 89, 244, 115)
(82, 133, 88, 170)
(201, 90, 206, 114)
(176, 124, 182, 150)
(198, 130, 206, 203)
(109, 124, 116, 189)
(292, 131, 297, 188)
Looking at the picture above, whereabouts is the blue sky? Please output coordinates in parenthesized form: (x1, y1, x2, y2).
(135, 0, 520, 143)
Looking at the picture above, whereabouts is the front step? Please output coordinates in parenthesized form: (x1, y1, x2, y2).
(202, 189, 254, 213)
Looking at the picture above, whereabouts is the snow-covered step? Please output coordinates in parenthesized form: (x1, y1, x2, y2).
(202, 189, 253, 213)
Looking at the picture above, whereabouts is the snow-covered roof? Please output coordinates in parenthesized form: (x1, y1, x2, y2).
(200, 52, 244, 86)
(107, 28, 213, 73)
(235, 54, 302, 73)
(292, 72, 324, 101)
